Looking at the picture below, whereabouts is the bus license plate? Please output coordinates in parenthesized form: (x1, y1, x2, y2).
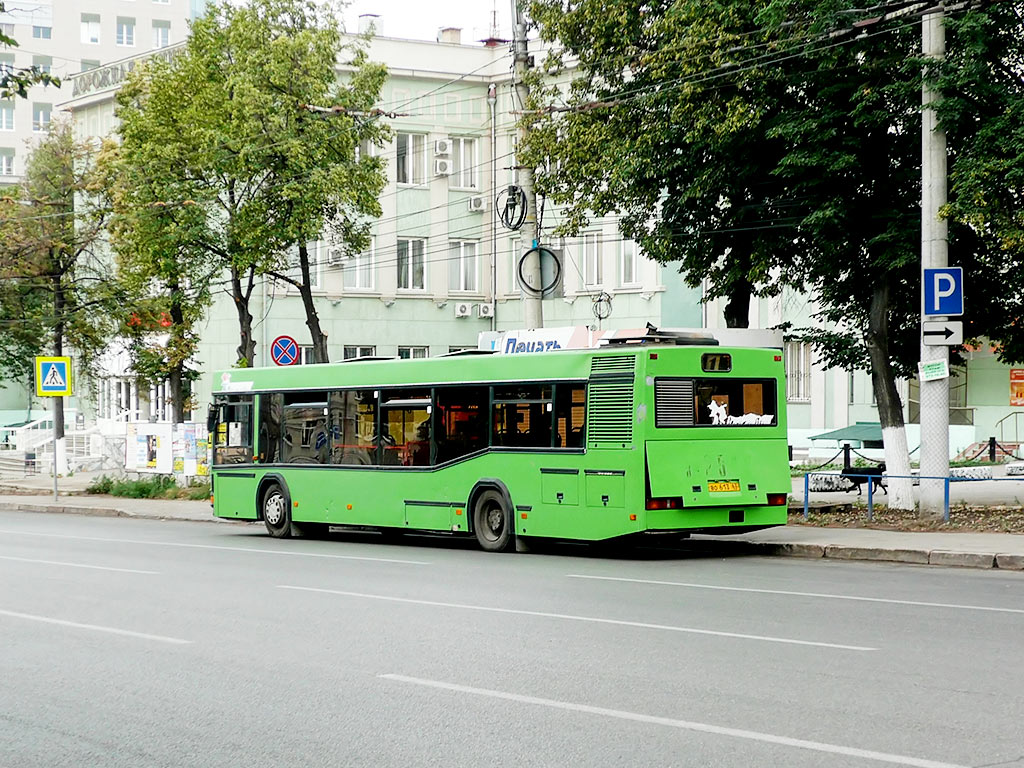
(708, 481, 740, 493)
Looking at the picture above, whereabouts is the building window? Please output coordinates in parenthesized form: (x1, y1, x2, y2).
(620, 238, 638, 286)
(397, 238, 425, 290)
(152, 20, 170, 48)
(450, 136, 478, 189)
(296, 346, 317, 365)
(0, 55, 14, 77)
(32, 26, 52, 40)
(398, 346, 428, 360)
(0, 150, 14, 176)
(448, 345, 475, 353)
(342, 240, 375, 290)
(508, 237, 523, 293)
(785, 341, 812, 402)
(81, 14, 100, 45)
(154, 0, 170, 4)
(582, 233, 602, 287)
(32, 103, 50, 132)
(396, 132, 425, 185)
(32, 55, 52, 75)
(448, 240, 478, 292)
(0, 102, 13, 132)
(343, 345, 375, 360)
(117, 17, 136, 46)
(0, 24, 14, 37)
(848, 371, 855, 405)
(81, 60, 100, 72)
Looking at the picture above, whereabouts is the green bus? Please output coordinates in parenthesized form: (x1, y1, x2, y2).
(208, 339, 790, 551)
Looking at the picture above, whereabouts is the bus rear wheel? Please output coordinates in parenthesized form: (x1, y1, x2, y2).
(473, 489, 513, 552)
(262, 483, 292, 539)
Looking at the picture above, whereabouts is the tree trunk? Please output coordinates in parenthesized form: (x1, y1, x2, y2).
(168, 282, 186, 423)
(723, 276, 753, 329)
(865, 281, 913, 511)
(231, 264, 256, 367)
(297, 242, 329, 363)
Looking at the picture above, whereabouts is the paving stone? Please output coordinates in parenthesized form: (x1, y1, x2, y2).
(928, 550, 995, 569)
(824, 546, 929, 564)
(995, 554, 1024, 570)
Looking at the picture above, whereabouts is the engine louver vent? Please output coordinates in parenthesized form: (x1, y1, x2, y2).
(587, 355, 636, 447)
(655, 378, 695, 427)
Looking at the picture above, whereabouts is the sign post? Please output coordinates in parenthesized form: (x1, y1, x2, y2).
(35, 356, 72, 500)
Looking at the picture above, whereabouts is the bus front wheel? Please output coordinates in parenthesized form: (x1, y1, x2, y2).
(262, 484, 292, 539)
(473, 489, 513, 552)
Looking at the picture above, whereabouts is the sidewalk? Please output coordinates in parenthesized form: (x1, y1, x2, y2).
(1, 482, 1022, 570)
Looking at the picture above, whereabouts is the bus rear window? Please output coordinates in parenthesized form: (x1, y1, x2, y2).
(655, 378, 777, 427)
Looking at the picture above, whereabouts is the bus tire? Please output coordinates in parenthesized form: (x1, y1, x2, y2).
(472, 489, 513, 552)
(262, 483, 292, 539)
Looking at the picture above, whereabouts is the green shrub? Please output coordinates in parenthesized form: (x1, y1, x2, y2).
(87, 474, 211, 500)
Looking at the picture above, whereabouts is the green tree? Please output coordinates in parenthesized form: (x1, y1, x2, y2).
(0, 121, 114, 464)
(0, 2, 60, 98)
(524, 0, 1022, 509)
(112, 0, 387, 368)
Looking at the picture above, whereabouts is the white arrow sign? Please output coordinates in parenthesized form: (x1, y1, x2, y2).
(922, 320, 963, 346)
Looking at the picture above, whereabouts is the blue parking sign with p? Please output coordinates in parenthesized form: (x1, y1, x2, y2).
(923, 267, 964, 317)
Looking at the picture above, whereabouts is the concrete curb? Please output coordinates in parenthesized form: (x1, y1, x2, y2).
(0, 501, 233, 524)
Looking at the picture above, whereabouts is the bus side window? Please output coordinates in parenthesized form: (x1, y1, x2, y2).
(436, 386, 488, 464)
(258, 393, 282, 463)
(493, 385, 552, 448)
(280, 392, 329, 464)
(329, 390, 376, 466)
(554, 383, 586, 448)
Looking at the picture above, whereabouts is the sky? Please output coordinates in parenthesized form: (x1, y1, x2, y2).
(341, 0, 514, 43)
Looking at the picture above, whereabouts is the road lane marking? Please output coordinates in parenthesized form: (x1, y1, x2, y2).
(0, 529, 430, 566)
(567, 574, 1024, 615)
(278, 585, 876, 651)
(380, 674, 968, 768)
(0, 608, 192, 645)
(0, 554, 158, 574)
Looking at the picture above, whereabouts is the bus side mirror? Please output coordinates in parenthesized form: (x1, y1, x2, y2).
(207, 404, 217, 433)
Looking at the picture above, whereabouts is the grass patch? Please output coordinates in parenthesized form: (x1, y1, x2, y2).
(86, 474, 211, 500)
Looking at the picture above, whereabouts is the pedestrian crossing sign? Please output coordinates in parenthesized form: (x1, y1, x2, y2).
(35, 356, 72, 397)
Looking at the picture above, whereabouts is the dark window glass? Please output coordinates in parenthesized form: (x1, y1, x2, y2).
(436, 386, 489, 463)
(493, 384, 552, 447)
(554, 383, 586, 447)
(328, 389, 376, 465)
(380, 389, 431, 466)
(258, 393, 282, 463)
(213, 396, 253, 465)
(694, 378, 777, 426)
(701, 353, 732, 372)
(281, 392, 329, 464)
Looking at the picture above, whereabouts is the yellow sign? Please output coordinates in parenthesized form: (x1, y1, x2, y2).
(35, 356, 72, 397)
(708, 481, 741, 493)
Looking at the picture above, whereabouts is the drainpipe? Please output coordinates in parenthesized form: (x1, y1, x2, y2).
(488, 82, 497, 332)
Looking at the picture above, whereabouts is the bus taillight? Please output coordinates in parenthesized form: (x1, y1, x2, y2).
(767, 494, 787, 506)
(646, 497, 683, 510)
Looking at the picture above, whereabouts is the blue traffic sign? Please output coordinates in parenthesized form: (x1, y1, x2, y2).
(271, 335, 299, 366)
(923, 267, 964, 317)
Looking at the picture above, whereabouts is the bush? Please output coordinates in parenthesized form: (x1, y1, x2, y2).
(86, 474, 209, 500)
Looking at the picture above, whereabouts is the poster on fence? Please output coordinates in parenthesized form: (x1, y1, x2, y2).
(1011, 370, 1024, 407)
(124, 422, 173, 474)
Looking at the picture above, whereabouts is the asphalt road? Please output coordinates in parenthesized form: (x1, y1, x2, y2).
(2, 511, 1023, 768)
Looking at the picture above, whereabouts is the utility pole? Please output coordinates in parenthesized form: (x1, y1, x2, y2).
(919, 7, 949, 517)
(511, 0, 543, 329)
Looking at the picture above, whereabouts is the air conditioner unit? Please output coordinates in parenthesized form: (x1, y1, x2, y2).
(434, 139, 452, 156)
(326, 247, 343, 267)
(468, 195, 486, 213)
(477, 302, 494, 319)
(434, 158, 453, 176)
(454, 301, 472, 318)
